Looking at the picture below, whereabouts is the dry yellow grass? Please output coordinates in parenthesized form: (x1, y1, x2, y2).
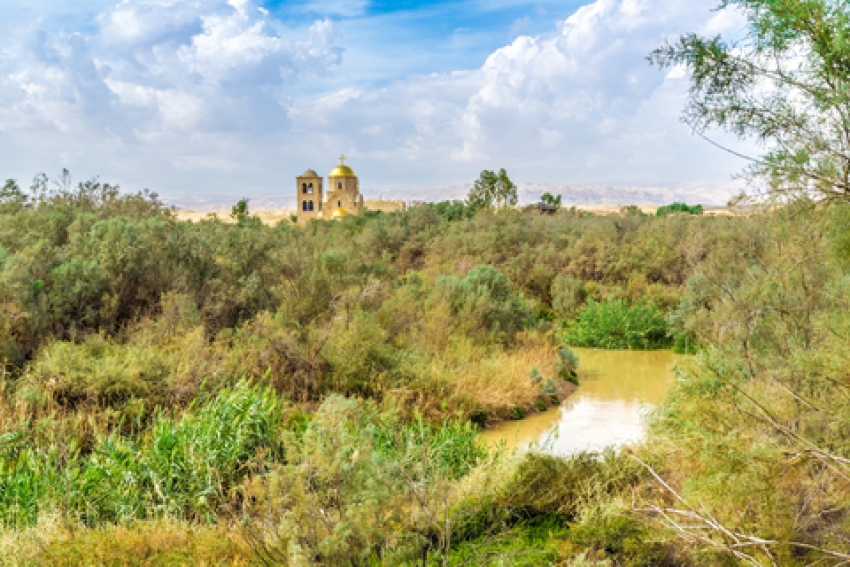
(174, 209, 295, 226)
(174, 204, 736, 225)
(438, 332, 560, 421)
(0, 516, 257, 566)
(566, 204, 736, 216)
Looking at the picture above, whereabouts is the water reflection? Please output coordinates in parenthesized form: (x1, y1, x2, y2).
(481, 348, 680, 455)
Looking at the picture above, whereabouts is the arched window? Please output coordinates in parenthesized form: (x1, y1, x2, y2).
(302, 200, 307, 211)
(308, 183, 314, 194)
(337, 200, 341, 208)
(338, 182, 342, 189)
(308, 200, 314, 211)
(302, 183, 307, 194)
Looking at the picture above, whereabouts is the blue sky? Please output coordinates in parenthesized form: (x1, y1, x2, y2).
(0, 0, 752, 205)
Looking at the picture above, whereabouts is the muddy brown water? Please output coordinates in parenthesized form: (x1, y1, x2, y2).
(481, 347, 681, 455)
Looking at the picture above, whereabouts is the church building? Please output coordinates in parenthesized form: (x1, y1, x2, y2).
(296, 156, 365, 223)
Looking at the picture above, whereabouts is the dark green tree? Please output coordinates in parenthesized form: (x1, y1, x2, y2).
(231, 198, 249, 221)
(541, 192, 562, 208)
(651, 0, 850, 204)
(656, 202, 703, 216)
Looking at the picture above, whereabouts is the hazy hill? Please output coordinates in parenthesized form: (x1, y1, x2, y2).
(166, 182, 733, 212)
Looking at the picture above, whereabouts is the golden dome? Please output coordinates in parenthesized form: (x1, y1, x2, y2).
(330, 165, 356, 177)
(329, 154, 356, 178)
(331, 207, 349, 219)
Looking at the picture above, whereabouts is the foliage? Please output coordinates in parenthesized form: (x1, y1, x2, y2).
(1, 521, 254, 567)
(0, 381, 282, 527)
(241, 395, 486, 565)
(651, 0, 850, 204)
(431, 200, 476, 221)
(541, 192, 562, 207)
(551, 275, 587, 320)
(557, 346, 580, 384)
(563, 298, 671, 350)
(436, 264, 531, 341)
(635, 204, 850, 565)
(466, 168, 518, 211)
(655, 202, 703, 216)
(230, 198, 249, 222)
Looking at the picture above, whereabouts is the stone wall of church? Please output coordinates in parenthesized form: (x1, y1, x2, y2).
(325, 176, 362, 215)
(365, 197, 405, 213)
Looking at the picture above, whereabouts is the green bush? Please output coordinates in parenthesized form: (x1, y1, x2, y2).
(432, 200, 475, 221)
(557, 346, 579, 383)
(0, 381, 283, 526)
(656, 202, 703, 216)
(436, 265, 531, 341)
(672, 332, 699, 354)
(551, 275, 588, 320)
(563, 298, 671, 350)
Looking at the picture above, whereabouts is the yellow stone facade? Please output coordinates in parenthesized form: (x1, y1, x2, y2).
(296, 156, 364, 222)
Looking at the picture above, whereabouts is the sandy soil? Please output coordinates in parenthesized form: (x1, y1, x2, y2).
(568, 204, 736, 216)
(173, 204, 736, 225)
(174, 209, 296, 225)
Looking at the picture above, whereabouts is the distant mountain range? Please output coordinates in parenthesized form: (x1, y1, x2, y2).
(166, 182, 735, 211)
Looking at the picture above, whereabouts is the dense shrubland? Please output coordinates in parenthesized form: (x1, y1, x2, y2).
(4, 181, 850, 564)
(0, 171, 734, 564)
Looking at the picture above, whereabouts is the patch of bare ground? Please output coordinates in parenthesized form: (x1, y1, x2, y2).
(174, 204, 737, 225)
(567, 204, 737, 216)
(174, 209, 295, 225)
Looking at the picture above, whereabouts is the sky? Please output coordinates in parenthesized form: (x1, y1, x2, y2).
(0, 0, 754, 205)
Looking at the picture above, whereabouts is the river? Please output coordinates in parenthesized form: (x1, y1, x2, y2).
(481, 347, 680, 455)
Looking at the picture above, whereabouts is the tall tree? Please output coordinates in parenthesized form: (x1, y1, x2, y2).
(231, 198, 249, 221)
(495, 168, 518, 208)
(467, 169, 517, 210)
(467, 170, 497, 211)
(651, 0, 850, 204)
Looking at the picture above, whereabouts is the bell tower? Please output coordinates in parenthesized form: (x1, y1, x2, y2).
(296, 169, 323, 223)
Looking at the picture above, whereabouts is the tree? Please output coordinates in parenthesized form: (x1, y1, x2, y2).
(231, 198, 249, 221)
(0, 180, 27, 213)
(655, 202, 703, 216)
(650, 0, 850, 204)
(541, 192, 562, 208)
(467, 169, 517, 210)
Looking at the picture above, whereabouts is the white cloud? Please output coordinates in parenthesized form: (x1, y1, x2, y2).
(0, 0, 753, 204)
(284, 0, 750, 192)
(0, 0, 342, 140)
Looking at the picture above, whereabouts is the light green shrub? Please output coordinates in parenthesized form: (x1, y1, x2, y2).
(563, 298, 670, 350)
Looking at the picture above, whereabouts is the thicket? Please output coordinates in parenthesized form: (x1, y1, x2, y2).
(0, 169, 738, 564)
(563, 298, 671, 350)
(6, 184, 850, 564)
(631, 0, 850, 563)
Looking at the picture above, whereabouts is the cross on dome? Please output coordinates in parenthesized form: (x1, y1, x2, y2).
(339, 155, 346, 165)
